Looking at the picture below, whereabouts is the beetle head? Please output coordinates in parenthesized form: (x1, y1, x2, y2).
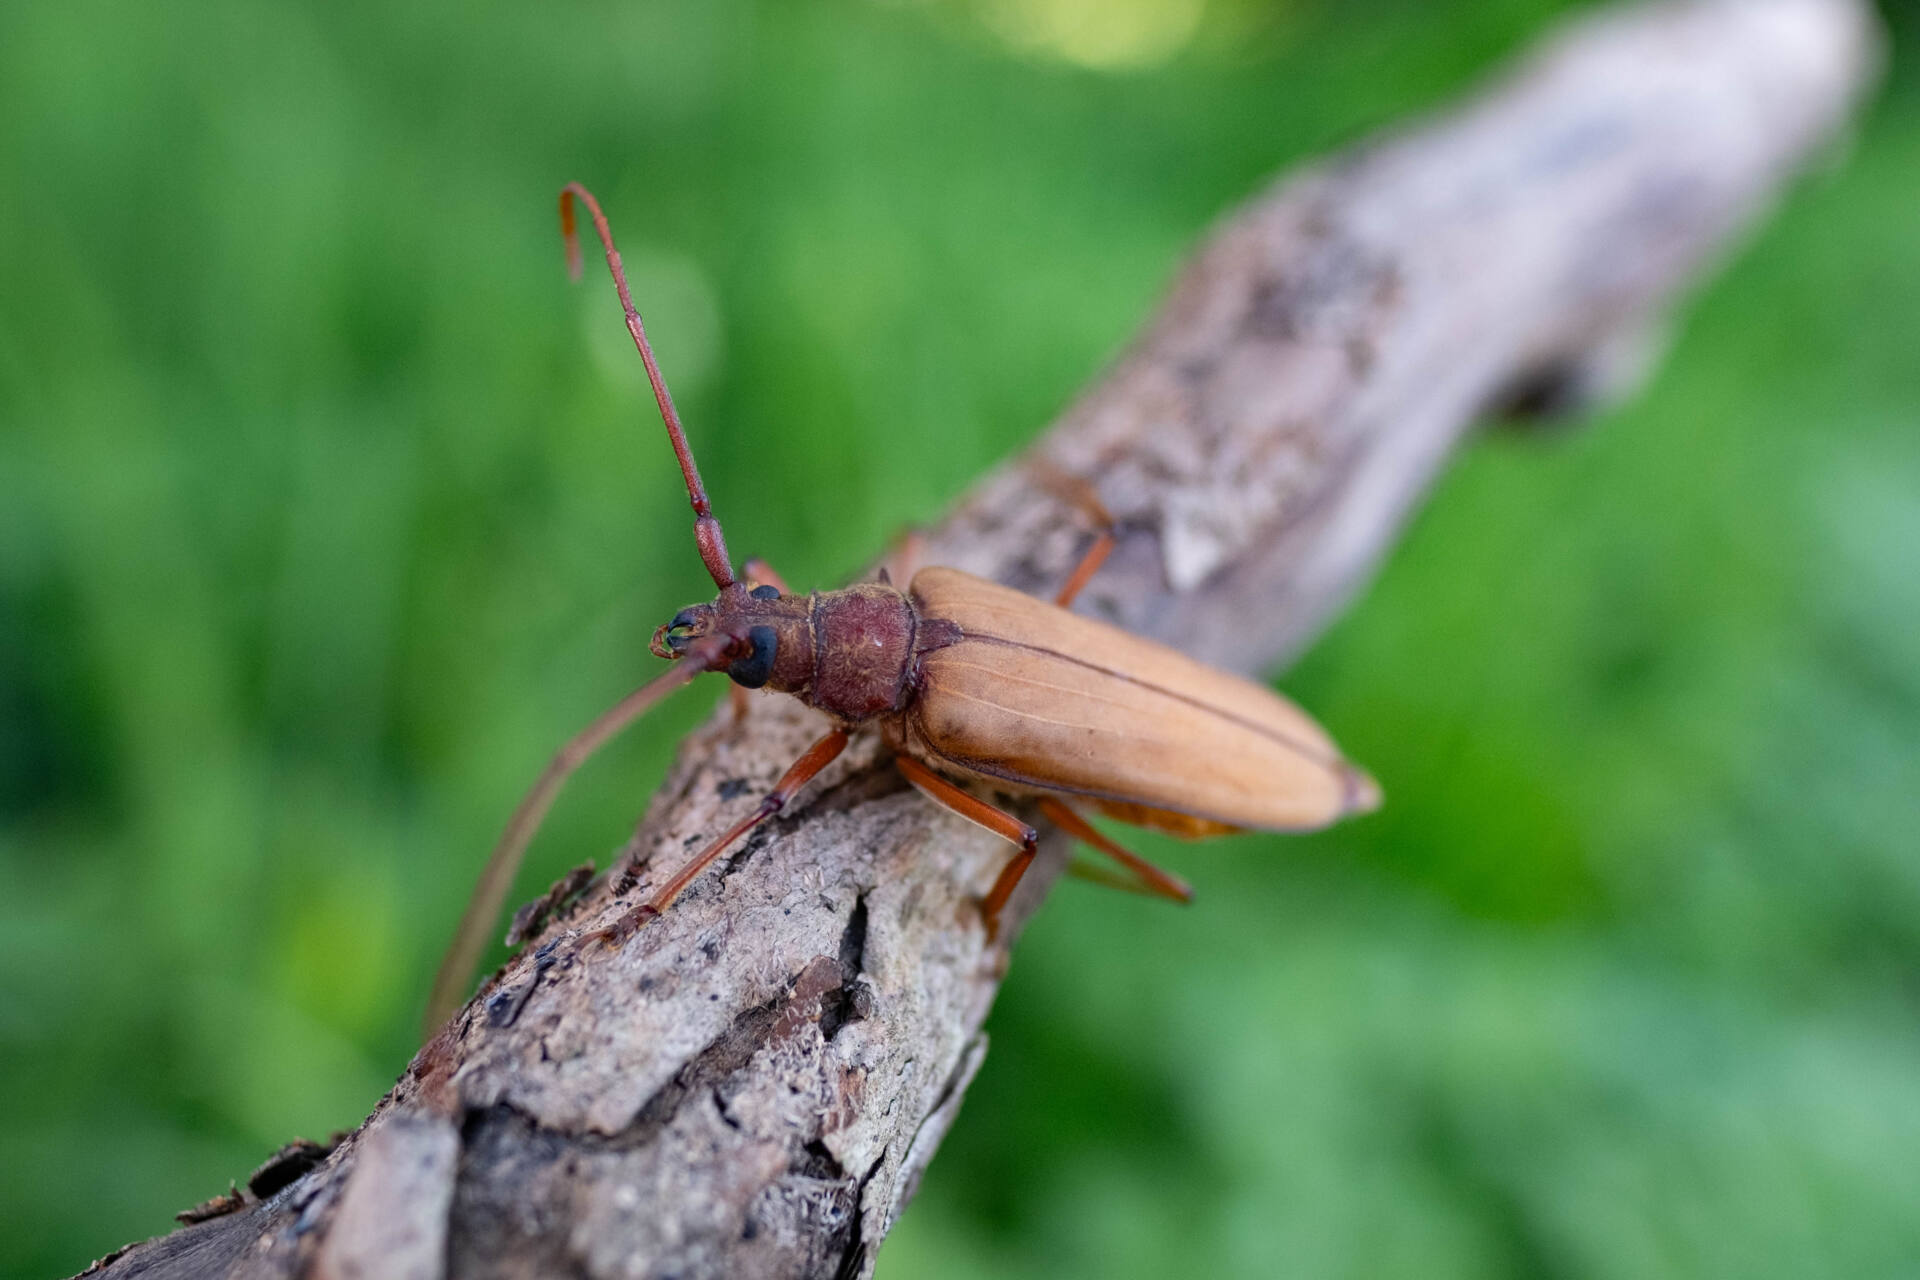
(651, 584, 816, 692)
(651, 601, 718, 660)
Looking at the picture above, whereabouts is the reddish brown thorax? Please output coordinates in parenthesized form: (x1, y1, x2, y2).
(652, 582, 953, 723)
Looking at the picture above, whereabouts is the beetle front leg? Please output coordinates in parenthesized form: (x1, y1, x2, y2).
(895, 756, 1038, 943)
(741, 557, 790, 595)
(730, 558, 794, 721)
(593, 725, 850, 945)
(422, 631, 748, 1033)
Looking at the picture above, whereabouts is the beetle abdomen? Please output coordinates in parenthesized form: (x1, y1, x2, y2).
(900, 567, 1376, 832)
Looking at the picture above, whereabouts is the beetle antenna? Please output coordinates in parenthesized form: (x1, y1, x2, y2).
(560, 182, 735, 590)
(423, 630, 747, 1035)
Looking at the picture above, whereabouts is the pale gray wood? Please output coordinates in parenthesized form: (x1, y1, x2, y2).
(310, 1115, 461, 1280)
(79, 2, 1878, 1277)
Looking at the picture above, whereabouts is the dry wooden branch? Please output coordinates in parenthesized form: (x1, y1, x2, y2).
(85, 1, 1876, 1276)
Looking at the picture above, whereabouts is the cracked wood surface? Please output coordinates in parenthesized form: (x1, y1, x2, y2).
(82, 1, 1876, 1276)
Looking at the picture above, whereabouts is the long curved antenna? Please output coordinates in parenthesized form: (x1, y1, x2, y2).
(560, 182, 735, 590)
(423, 632, 742, 1034)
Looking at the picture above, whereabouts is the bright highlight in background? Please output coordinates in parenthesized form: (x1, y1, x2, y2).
(974, 0, 1210, 70)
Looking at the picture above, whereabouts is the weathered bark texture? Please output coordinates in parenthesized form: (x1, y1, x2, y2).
(84, 1, 1877, 1276)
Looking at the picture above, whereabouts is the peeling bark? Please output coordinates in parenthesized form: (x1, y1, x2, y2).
(81, 2, 1878, 1276)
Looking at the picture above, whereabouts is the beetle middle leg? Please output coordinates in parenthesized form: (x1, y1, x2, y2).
(894, 757, 1037, 943)
(1037, 798, 1192, 904)
(593, 725, 850, 945)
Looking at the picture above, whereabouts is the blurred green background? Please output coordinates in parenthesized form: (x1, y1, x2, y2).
(3, 0, 1918, 1275)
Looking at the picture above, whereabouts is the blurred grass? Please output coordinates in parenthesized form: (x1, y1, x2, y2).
(2, 0, 1917, 1276)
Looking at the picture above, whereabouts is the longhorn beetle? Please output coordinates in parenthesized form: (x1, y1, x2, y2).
(425, 183, 1380, 1030)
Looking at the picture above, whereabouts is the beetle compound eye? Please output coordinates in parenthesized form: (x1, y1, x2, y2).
(726, 625, 779, 689)
(750, 584, 781, 601)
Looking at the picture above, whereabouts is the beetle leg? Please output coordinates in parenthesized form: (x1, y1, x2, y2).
(424, 631, 746, 1033)
(881, 528, 926, 587)
(742, 558, 791, 595)
(1038, 798, 1192, 904)
(894, 756, 1037, 943)
(593, 726, 850, 946)
(1029, 460, 1117, 607)
(728, 559, 792, 723)
(1052, 530, 1114, 608)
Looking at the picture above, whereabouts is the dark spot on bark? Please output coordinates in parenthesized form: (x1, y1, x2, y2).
(1490, 353, 1615, 426)
(247, 1136, 337, 1199)
(821, 895, 874, 1042)
(487, 942, 560, 1028)
(719, 824, 777, 881)
(175, 1182, 245, 1224)
(775, 957, 851, 1045)
(292, 1177, 338, 1236)
(837, 894, 869, 977)
(448, 1104, 583, 1275)
(613, 859, 642, 896)
(809, 761, 913, 815)
(485, 986, 521, 1026)
(1247, 278, 1303, 340)
(712, 1088, 740, 1130)
(821, 979, 874, 1043)
(792, 1139, 845, 1181)
(627, 992, 788, 1135)
(833, 1154, 887, 1280)
(716, 776, 751, 800)
(507, 862, 596, 947)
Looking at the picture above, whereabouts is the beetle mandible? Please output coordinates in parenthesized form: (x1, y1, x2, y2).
(426, 182, 1380, 1029)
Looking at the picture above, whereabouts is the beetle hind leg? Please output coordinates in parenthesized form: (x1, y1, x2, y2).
(879, 528, 926, 587)
(1038, 798, 1192, 904)
(1028, 458, 1117, 608)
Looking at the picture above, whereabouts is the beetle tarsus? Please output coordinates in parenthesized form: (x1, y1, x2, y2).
(1039, 797, 1192, 903)
(980, 832, 1038, 945)
(589, 903, 660, 949)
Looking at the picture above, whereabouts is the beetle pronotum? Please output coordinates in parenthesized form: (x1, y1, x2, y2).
(425, 182, 1380, 1030)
